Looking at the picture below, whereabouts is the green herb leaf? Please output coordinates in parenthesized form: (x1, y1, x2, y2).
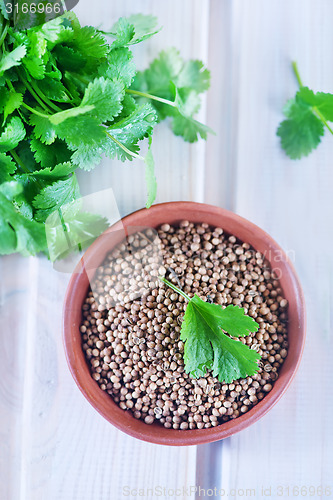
(160, 278, 260, 383)
(30, 137, 71, 168)
(33, 174, 80, 222)
(277, 97, 324, 159)
(3, 91, 23, 123)
(80, 76, 125, 122)
(0, 45, 26, 74)
(176, 60, 210, 93)
(99, 48, 136, 87)
(277, 62, 333, 159)
(0, 181, 46, 256)
(105, 103, 157, 161)
(45, 209, 109, 261)
(0, 152, 17, 182)
(0, 116, 26, 152)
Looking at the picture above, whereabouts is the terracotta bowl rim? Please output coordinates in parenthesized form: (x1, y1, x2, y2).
(63, 201, 306, 446)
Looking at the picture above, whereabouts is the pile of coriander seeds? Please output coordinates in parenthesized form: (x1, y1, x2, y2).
(81, 221, 289, 430)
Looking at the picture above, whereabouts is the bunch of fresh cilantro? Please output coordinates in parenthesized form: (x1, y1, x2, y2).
(0, 6, 211, 259)
(277, 61, 333, 159)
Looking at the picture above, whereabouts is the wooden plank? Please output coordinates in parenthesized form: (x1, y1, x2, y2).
(0, 1, 210, 498)
(204, 0, 333, 496)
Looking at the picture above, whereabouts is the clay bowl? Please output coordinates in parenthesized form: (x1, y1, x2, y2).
(63, 201, 306, 445)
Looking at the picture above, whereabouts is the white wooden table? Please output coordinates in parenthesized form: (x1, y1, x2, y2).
(1, 1, 332, 499)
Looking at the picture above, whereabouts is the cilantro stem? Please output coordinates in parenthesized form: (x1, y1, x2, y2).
(105, 131, 145, 160)
(29, 80, 62, 113)
(292, 61, 333, 136)
(291, 61, 303, 88)
(21, 102, 49, 118)
(314, 108, 333, 135)
(9, 150, 30, 173)
(18, 69, 51, 114)
(126, 89, 177, 108)
(0, 20, 8, 48)
(158, 276, 191, 301)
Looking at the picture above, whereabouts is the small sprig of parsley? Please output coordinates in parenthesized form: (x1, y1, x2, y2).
(0, 8, 211, 259)
(159, 276, 261, 384)
(277, 61, 333, 159)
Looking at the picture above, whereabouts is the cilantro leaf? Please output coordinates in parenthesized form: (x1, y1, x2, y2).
(172, 114, 213, 143)
(0, 116, 26, 152)
(80, 76, 125, 122)
(56, 114, 106, 149)
(38, 77, 71, 103)
(297, 86, 333, 121)
(176, 60, 210, 93)
(105, 14, 160, 47)
(130, 48, 212, 139)
(160, 278, 260, 383)
(45, 209, 109, 261)
(30, 137, 71, 168)
(0, 153, 17, 182)
(105, 103, 157, 161)
(277, 62, 333, 159)
(30, 113, 57, 144)
(24, 161, 75, 179)
(3, 91, 23, 122)
(69, 25, 109, 60)
(32, 174, 80, 222)
(125, 14, 160, 44)
(53, 45, 86, 72)
(99, 48, 136, 87)
(0, 45, 26, 74)
(0, 181, 46, 256)
(108, 17, 135, 49)
(277, 97, 324, 159)
(137, 48, 183, 96)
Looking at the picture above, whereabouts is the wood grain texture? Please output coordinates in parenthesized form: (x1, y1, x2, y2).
(203, 1, 333, 498)
(1, 0, 333, 498)
(0, 1, 209, 498)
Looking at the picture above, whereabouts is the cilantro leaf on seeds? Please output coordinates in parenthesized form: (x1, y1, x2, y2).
(160, 278, 260, 383)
